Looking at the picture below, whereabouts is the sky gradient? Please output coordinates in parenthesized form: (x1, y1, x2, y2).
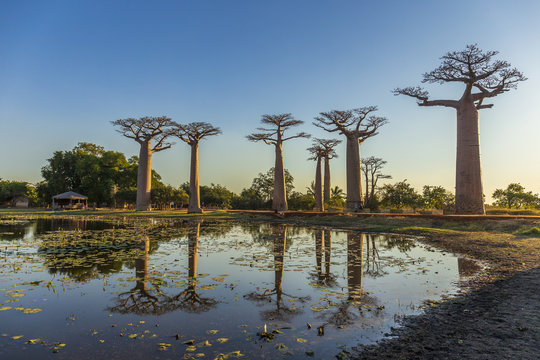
(1, 0, 539, 202)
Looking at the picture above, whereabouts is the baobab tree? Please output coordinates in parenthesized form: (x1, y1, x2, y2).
(361, 156, 391, 206)
(394, 44, 526, 214)
(314, 108, 387, 211)
(247, 114, 310, 211)
(172, 122, 221, 213)
(307, 142, 326, 212)
(315, 138, 341, 203)
(111, 116, 175, 211)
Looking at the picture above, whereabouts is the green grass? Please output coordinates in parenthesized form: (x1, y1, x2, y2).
(515, 227, 540, 237)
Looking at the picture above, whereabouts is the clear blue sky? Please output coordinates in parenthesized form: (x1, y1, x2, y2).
(1, 0, 539, 201)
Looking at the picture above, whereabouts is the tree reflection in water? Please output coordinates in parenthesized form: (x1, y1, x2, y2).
(310, 229, 338, 287)
(244, 224, 309, 322)
(171, 220, 218, 313)
(324, 233, 378, 327)
(108, 220, 217, 315)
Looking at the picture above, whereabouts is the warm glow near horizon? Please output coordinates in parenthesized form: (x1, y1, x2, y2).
(0, 1, 539, 203)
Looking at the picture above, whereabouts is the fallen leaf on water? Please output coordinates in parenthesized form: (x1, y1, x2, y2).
(11, 335, 23, 340)
(207, 329, 219, 334)
(296, 338, 307, 343)
(216, 338, 229, 343)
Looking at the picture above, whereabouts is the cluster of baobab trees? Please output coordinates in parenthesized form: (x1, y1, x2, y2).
(113, 44, 525, 215)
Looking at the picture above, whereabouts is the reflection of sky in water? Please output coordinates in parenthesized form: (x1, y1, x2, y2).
(0, 219, 480, 359)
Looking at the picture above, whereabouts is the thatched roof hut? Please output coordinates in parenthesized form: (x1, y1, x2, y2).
(52, 191, 88, 209)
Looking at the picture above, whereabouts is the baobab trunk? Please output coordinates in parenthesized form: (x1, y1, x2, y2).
(273, 142, 288, 211)
(364, 168, 370, 204)
(136, 140, 152, 211)
(314, 157, 324, 212)
(188, 142, 202, 213)
(345, 135, 363, 211)
(455, 100, 485, 214)
(323, 156, 331, 203)
(369, 172, 376, 205)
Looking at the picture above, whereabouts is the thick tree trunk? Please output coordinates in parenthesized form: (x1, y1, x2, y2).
(323, 156, 331, 203)
(364, 167, 370, 204)
(136, 141, 152, 211)
(370, 173, 376, 204)
(347, 233, 364, 301)
(188, 142, 203, 213)
(455, 100, 485, 214)
(314, 157, 324, 212)
(273, 142, 288, 211)
(345, 135, 363, 211)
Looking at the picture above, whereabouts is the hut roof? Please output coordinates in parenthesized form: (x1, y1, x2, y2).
(52, 191, 88, 200)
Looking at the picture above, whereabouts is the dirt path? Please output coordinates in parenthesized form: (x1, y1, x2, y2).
(354, 266, 540, 359)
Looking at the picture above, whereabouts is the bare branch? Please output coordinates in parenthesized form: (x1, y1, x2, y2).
(398, 44, 526, 104)
(314, 138, 341, 159)
(248, 114, 307, 145)
(282, 132, 311, 142)
(171, 122, 221, 145)
(246, 133, 276, 145)
(111, 116, 175, 151)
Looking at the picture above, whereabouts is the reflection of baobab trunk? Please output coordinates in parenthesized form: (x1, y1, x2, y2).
(135, 236, 150, 291)
(188, 221, 201, 278)
(273, 226, 287, 309)
(315, 230, 323, 281)
(324, 230, 331, 277)
(457, 257, 481, 277)
(347, 233, 364, 301)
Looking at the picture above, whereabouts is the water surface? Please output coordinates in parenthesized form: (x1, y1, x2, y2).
(0, 218, 478, 359)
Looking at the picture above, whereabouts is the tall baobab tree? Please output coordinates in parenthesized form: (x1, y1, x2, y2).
(314, 108, 387, 211)
(172, 122, 221, 213)
(307, 143, 326, 212)
(247, 114, 310, 211)
(394, 44, 526, 214)
(315, 138, 341, 203)
(361, 156, 391, 206)
(112, 116, 175, 211)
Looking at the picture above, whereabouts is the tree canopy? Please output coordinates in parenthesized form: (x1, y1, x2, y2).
(394, 44, 526, 110)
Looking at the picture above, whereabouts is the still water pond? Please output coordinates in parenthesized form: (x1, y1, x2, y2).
(0, 217, 479, 359)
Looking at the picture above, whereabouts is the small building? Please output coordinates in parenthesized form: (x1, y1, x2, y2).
(52, 191, 88, 209)
(12, 196, 30, 208)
